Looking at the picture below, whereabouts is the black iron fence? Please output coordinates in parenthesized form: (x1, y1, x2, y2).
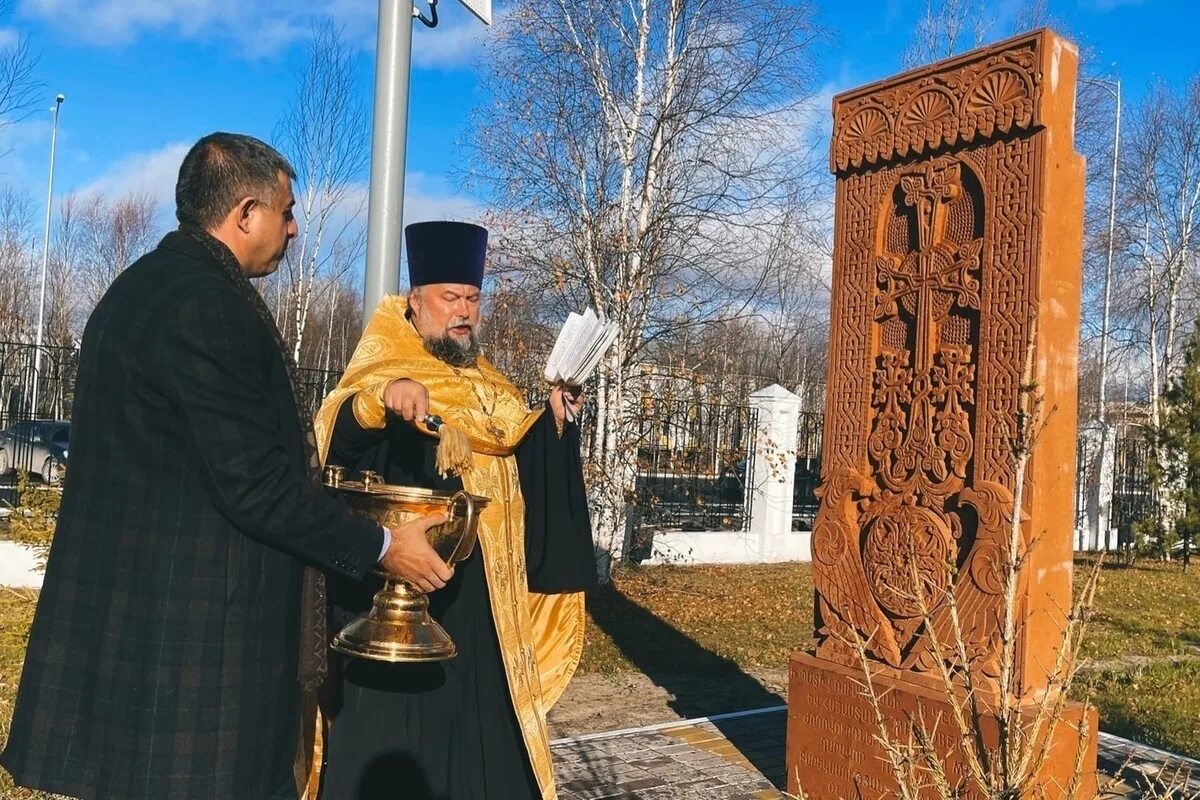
(793, 411, 823, 530)
(1075, 425, 1156, 548)
(0, 342, 79, 505)
(631, 398, 757, 532)
(1112, 433, 1155, 543)
(0, 342, 78, 428)
(294, 367, 343, 421)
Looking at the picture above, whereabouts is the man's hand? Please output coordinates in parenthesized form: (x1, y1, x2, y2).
(379, 513, 454, 592)
(549, 383, 585, 426)
(384, 378, 430, 422)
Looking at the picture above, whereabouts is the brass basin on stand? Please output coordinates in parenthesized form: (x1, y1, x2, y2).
(323, 466, 488, 662)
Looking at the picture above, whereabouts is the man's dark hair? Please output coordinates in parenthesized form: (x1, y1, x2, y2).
(175, 132, 296, 230)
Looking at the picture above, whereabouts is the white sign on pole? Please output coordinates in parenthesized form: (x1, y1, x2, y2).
(458, 0, 491, 25)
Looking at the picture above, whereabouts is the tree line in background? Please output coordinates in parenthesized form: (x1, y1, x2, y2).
(1, 3, 1199, 565)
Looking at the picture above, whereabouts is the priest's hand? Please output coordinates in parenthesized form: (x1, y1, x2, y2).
(384, 378, 430, 422)
(550, 384, 585, 426)
(380, 513, 454, 592)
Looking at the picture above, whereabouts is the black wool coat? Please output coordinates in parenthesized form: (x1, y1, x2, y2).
(1, 232, 384, 800)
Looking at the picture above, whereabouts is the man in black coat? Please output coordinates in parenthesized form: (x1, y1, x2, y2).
(0, 132, 453, 800)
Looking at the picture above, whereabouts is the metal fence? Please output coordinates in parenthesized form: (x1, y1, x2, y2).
(294, 366, 343, 420)
(631, 398, 758, 532)
(1075, 426, 1156, 547)
(793, 411, 823, 530)
(0, 342, 78, 428)
(1112, 433, 1155, 543)
(0, 342, 79, 505)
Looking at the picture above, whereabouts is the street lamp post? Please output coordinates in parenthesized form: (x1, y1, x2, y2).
(361, 1, 415, 324)
(31, 93, 64, 419)
(360, 0, 491, 325)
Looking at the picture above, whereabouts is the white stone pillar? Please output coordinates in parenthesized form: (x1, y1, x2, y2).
(747, 384, 803, 559)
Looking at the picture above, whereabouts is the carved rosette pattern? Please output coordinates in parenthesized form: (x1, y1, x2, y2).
(833, 45, 1039, 172)
(813, 130, 1039, 683)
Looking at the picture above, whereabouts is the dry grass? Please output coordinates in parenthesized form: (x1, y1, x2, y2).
(1081, 555, 1200, 660)
(579, 562, 816, 674)
(581, 557, 1200, 673)
(0, 588, 61, 800)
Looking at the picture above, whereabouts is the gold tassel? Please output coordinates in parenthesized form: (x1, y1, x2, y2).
(434, 422, 475, 478)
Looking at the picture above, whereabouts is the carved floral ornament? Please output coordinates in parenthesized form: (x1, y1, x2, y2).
(832, 46, 1041, 173)
(808, 155, 1026, 683)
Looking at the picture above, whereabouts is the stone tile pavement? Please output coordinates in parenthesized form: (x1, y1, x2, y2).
(1097, 731, 1200, 795)
(552, 707, 787, 800)
(551, 706, 1200, 799)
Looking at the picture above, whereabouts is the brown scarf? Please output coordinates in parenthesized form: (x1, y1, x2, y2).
(178, 225, 329, 692)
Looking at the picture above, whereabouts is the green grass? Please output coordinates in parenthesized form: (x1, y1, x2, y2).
(1080, 556, 1200, 660)
(576, 561, 1195, 681)
(581, 557, 1200, 674)
(1078, 660, 1200, 759)
(580, 558, 1200, 760)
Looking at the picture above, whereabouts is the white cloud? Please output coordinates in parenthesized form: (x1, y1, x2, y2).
(402, 171, 484, 227)
(0, 115, 55, 187)
(411, 7, 504, 70)
(19, 0, 337, 54)
(20, 0, 237, 46)
(73, 141, 188, 219)
(291, 171, 483, 236)
(17, 0, 499, 60)
(64, 151, 482, 234)
(1085, 0, 1148, 9)
(0, 26, 20, 51)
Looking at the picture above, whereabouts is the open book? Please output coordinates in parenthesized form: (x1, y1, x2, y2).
(543, 307, 619, 387)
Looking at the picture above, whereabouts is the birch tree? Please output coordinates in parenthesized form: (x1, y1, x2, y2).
(0, 0, 40, 152)
(1120, 76, 1200, 544)
(75, 192, 159, 313)
(273, 22, 369, 363)
(0, 187, 33, 339)
(468, 0, 821, 571)
(901, 0, 993, 68)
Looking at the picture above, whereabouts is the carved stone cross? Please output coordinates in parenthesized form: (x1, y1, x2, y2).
(876, 160, 983, 374)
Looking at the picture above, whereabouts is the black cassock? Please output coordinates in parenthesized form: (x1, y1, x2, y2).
(321, 398, 595, 800)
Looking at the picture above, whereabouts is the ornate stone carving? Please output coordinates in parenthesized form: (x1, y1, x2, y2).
(832, 38, 1040, 172)
(812, 155, 1005, 673)
(809, 24, 1086, 697)
(793, 30, 1094, 799)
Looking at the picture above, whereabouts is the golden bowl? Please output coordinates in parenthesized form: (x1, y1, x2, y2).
(323, 466, 489, 662)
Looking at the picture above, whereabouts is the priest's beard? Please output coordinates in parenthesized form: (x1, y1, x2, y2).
(423, 329, 481, 367)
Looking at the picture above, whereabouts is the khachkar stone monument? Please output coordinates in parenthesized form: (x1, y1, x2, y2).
(787, 30, 1097, 799)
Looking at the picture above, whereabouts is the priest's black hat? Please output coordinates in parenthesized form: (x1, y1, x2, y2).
(404, 221, 487, 288)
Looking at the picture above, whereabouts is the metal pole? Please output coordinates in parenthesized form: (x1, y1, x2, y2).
(31, 94, 64, 418)
(362, 0, 415, 325)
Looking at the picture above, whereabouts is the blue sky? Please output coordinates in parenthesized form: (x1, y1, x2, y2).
(0, 0, 1194, 230)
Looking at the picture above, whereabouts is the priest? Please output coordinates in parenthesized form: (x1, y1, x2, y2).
(311, 221, 596, 800)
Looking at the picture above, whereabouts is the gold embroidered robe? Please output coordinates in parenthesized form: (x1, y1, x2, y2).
(311, 296, 586, 799)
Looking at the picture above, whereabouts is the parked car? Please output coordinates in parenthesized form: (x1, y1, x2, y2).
(0, 419, 69, 484)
